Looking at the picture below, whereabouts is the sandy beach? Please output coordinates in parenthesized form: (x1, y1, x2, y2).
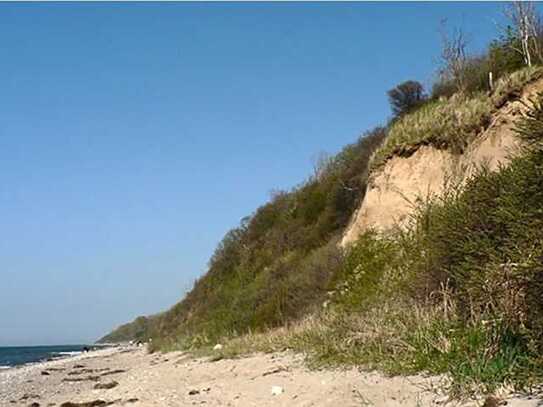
(0, 346, 541, 407)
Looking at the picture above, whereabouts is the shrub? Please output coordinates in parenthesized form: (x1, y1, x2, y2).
(387, 80, 427, 117)
(431, 34, 527, 100)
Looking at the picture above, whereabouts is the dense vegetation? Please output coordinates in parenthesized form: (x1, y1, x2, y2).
(102, 4, 543, 397)
(102, 128, 386, 347)
(324, 115, 543, 394)
(211, 95, 543, 395)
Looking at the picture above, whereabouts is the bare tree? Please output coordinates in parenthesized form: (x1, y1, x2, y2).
(503, 1, 542, 67)
(439, 20, 469, 92)
(311, 151, 332, 180)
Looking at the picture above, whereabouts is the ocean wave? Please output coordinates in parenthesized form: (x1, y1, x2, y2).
(54, 351, 83, 356)
(0, 365, 11, 370)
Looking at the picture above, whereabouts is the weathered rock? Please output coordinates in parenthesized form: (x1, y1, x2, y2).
(99, 369, 125, 377)
(21, 394, 40, 400)
(93, 381, 118, 390)
(59, 401, 109, 407)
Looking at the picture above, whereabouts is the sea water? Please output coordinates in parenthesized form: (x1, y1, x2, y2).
(0, 345, 90, 369)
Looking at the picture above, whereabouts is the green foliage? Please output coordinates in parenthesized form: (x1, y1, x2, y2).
(330, 231, 400, 310)
(432, 32, 527, 100)
(516, 91, 543, 149)
(487, 34, 526, 80)
(214, 96, 543, 396)
(101, 21, 543, 398)
(98, 315, 156, 344)
(141, 127, 386, 349)
(301, 100, 543, 394)
(404, 319, 540, 396)
(410, 152, 543, 334)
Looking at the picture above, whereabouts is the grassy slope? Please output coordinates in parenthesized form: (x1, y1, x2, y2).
(211, 93, 543, 396)
(371, 67, 543, 171)
(98, 315, 156, 343)
(102, 69, 543, 396)
(102, 128, 386, 347)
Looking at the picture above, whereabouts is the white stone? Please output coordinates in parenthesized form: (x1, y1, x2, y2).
(271, 385, 284, 396)
(213, 344, 223, 351)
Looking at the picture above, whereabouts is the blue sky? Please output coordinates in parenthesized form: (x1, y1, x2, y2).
(0, 2, 512, 345)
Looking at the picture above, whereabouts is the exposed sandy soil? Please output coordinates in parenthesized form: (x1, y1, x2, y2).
(0, 346, 541, 407)
(341, 77, 543, 247)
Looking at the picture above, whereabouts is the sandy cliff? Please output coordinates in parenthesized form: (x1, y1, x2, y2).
(341, 79, 543, 247)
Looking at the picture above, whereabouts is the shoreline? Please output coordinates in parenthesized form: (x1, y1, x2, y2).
(0, 346, 541, 406)
(0, 344, 119, 372)
(0, 346, 122, 386)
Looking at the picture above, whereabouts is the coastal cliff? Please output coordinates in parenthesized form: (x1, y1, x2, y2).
(102, 65, 543, 398)
(342, 75, 543, 245)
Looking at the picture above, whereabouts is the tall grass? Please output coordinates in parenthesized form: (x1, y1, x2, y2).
(371, 67, 543, 171)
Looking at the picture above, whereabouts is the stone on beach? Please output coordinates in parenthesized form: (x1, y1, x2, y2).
(93, 381, 118, 390)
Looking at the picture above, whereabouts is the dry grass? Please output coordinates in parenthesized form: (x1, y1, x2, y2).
(371, 67, 543, 171)
(202, 294, 453, 370)
(491, 66, 543, 107)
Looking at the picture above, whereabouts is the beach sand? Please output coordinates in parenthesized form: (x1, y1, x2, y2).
(0, 346, 541, 407)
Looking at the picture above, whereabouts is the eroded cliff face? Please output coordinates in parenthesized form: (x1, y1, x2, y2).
(341, 80, 543, 247)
